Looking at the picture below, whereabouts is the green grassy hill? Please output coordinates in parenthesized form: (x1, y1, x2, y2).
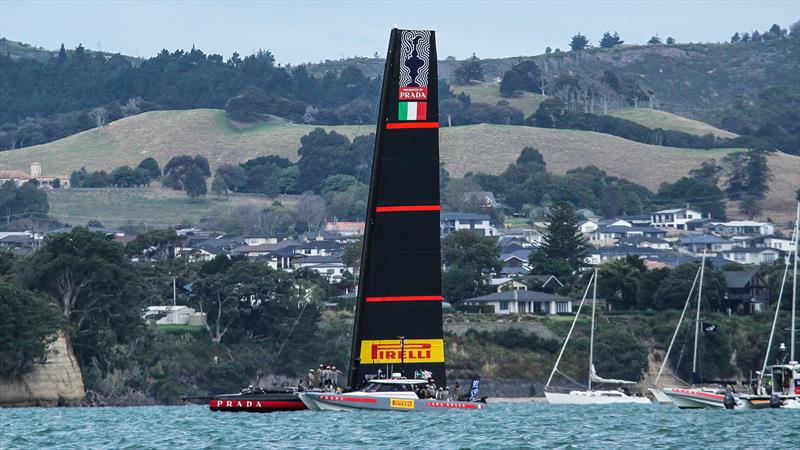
(605, 107, 738, 139)
(47, 188, 293, 228)
(453, 83, 545, 116)
(1, 109, 797, 222)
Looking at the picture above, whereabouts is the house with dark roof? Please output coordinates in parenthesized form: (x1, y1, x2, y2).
(722, 270, 769, 314)
(529, 274, 564, 293)
(464, 289, 573, 315)
(440, 212, 493, 237)
(590, 225, 666, 244)
(586, 245, 665, 265)
(677, 235, 733, 255)
(650, 208, 703, 230)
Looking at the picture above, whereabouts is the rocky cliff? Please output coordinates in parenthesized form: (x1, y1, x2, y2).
(0, 331, 85, 407)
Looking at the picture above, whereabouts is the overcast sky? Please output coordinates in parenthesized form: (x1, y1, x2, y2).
(2, 1, 798, 64)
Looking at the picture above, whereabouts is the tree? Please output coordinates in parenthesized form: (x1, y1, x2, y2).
(751, 31, 762, 42)
(599, 31, 623, 48)
(441, 230, 501, 303)
(499, 61, 541, 96)
(0, 282, 62, 377)
(109, 165, 140, 187)
(137, 157, 161, 180)
(689, 160, 723, 185)
(790, 20, 800, 38)
(211, 174, 228, 197)
(731, 32, 741, 43)
(295, 192, 326, 232)
(453, 53, 484, 84)
(530, 202, 587, 277)
(22, 228, 149, 371)
(296, 129, 373, 193)
(216, 164, 248, 192)
(741, 32, 751, 42)
(739, 194, 762, 219)
(656, 177, 727, 219)
(0, 180, 49, 223)
(569, 33, 589, 51)
(126, 229, 181, 261)
(184, 166, 208, 198)
(666, 36, 676, 45)
(342, 239, 363, 277)
(163, 155, 211, 197)
(88, 107, 108, 134)
(652, 261, 726, 310)
(648, 35, 662, 45)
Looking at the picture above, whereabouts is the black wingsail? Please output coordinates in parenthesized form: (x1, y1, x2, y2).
(347, 29, 444, 389)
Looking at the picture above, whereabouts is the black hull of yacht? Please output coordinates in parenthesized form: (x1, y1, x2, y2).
(209, 391, 306, 413)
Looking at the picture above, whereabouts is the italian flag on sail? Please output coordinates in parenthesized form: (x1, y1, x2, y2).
(398, 101, 427, 121)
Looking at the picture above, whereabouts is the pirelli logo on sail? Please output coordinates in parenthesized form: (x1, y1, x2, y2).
(359, 339, 445, 364)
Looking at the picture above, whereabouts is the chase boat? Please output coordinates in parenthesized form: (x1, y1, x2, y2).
(299, 376, 486, 412)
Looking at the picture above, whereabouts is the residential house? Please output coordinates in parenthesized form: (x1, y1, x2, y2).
(707, 220, 774, 237)
(618, 236, 671, 250)
(489, 277, 529, 293)
(616, 214, 652, 226)
(650, 208, 703, 230)
(143, 305, 206, 326)
(244, 235, 279, 246)
(0, 163, 70, 189)
(324, 221, 364, 237)
(440, 213, 494, 237)
(297, 240, 342, 256)
(499, 228, 544, 246)
(720, 247, 782, 265)
(464, 289, 573, 315)
(500, 248, 531, 272)
(528, 274, 563, 293)
(586, 245, 664, 265)
(677, 235, 734, 256)
(761, 235, 793, 252)
(575, 209, 601, 221)
(578, 219, 599, 234)
(722, 270, 769, 314)
(293, 255, 351, 283)
(0, 232, 36, 254)
(589, 225, 666, 245)
(464, 191, 501, 209)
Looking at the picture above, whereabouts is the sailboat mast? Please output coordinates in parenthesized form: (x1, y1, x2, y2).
(588, 268, 598, 391)
(791, 202, 799, 362)
(691, 251, 706, 382)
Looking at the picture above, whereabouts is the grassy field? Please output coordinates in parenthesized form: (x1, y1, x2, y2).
(452, 83, 545, 116)
(606, 107, 738, 139)
(47, 187, 289, 228)
(3, 109, 798, 222)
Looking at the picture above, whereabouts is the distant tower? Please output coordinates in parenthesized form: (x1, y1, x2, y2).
(30, 162, 42, 177)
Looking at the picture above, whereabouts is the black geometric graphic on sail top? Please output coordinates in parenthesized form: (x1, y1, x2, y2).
(399, 30, 430, 87)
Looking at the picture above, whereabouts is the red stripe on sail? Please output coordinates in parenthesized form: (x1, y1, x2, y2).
(375, 205, 441, 213)
(365, 296, 443, 302)
(385, 122, 439, 129)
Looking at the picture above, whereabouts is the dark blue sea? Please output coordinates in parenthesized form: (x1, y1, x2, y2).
(1, 402, 797, 449)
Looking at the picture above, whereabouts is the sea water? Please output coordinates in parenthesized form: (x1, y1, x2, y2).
(1, 403, 797, 449)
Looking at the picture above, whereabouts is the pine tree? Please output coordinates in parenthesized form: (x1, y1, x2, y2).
(570, 33, 589, 51)
(58, 43, 67, 62)
(599, 31, 623, 48)
(647, 35, 662, 45)
(666, 36, 676, 45)
(530, 202, 587, 277)
(731, 32, 741, 43)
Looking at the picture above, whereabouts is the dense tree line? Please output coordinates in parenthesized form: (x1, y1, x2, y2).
(529, 97, 774, 151)
(469, 147, 653, 216)
(0, 45, 382, 149)
(70, 157, 161, 188)
(0, 180, 49, 225)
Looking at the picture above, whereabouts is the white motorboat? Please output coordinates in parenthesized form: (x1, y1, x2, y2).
(544, 269, 650, 405)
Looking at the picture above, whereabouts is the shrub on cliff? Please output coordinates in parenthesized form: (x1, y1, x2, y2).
(0, 282, 62, 377)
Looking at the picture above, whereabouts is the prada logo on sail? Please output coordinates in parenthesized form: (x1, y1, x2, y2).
(359, 339, 445, 364)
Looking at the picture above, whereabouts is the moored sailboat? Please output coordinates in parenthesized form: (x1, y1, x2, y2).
(738, 202, 799, 409)
(544, 269, 650, 405)
(299, 27, 485, 412)
(660, 252, 735, 408)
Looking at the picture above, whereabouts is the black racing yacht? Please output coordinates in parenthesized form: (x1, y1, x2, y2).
(208, 386, 306, 413)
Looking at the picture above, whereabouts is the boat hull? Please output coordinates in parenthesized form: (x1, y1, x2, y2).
(648, 388, 672, 404)
(544, 391, 651, 405)
(662, 388, 726, 409)
(209, 391, 306, 413)
(738, 394, 800, 409)
(298, 392, 487, 412)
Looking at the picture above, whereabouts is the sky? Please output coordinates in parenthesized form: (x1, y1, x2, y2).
(1, 0, 798, 64)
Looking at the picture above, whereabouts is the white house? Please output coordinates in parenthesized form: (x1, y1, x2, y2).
(464, 290, 573, 315)
(762, 235, 794, 252)
(720, 247, 782, 265)
(707, 221, 775, 236)
(0, 163, 70, 189)
(244, 236, 279, 246)
(578, 219, 599, 234)
(294, 255, 351, 283)
(650, 208, 703, 230)
(144, 305, 206, 326)
(440, 213, 494, 237)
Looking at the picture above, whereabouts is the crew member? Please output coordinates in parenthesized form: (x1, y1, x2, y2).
(452, 382, 463, 401)
(316, 364, 324, 388)
(426, 378, 437, 399)
(307, 369, 316, 389)
(331, 366, 341, 388)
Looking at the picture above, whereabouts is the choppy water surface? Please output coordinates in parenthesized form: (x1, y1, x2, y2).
(1, 403, 797, 449)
